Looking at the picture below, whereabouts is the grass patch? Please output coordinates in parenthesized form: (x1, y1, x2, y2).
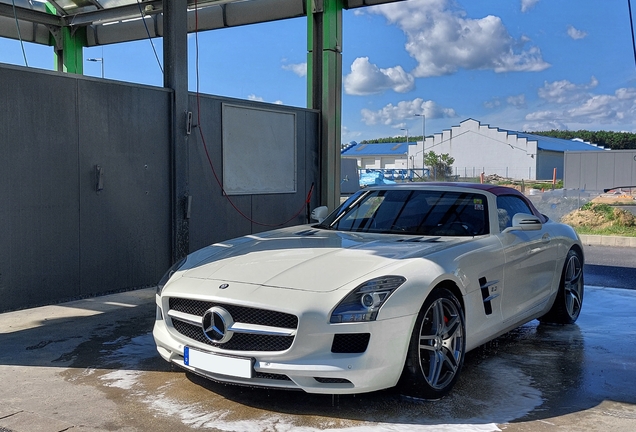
(574, 226, 636, 237)
(563, 202, 636, 236)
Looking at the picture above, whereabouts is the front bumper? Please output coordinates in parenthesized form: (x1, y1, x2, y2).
(153, 293, 415, 394)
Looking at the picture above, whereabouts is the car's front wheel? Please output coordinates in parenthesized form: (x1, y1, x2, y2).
(540, 248, 584, 324)
(399, 286, 466, 399)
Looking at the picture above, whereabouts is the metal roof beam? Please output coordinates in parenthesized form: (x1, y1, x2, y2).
(65, 0, 242, 27)
(65, 1, 163, 26)
(0, 3, 63, 27)
(45, 1, 68, 16)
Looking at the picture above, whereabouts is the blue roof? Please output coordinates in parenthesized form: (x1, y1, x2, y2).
(500, 130, 606, 152)
(341, 142, 412, 156)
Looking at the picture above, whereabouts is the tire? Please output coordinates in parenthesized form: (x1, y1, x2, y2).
(398, 286, 466, 399)
(540, 248, 584, 325)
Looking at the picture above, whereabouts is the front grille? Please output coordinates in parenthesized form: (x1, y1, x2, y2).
(168, 297, 297, 352)
(172, 319, 295, 352)
(331, 333, 371, 353)
(169, 298, 298, 329)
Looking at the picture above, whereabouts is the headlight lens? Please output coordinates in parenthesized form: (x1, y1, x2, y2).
(330, 276, 406, 323)
(156, 257, 186, 295)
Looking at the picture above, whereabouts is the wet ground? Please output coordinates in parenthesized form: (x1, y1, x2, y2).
(1, 251, 635, 431)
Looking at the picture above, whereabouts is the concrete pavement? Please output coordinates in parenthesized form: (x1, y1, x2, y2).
(1, 261, 635, 431)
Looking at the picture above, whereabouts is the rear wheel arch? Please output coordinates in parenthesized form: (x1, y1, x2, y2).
(540, 246, 584, 325)
(570, 243, 584, 264)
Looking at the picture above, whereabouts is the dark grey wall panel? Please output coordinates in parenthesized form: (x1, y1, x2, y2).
(0, 65, 171, 311)
(563, 153, 582, 190)
(0, 66, 81, 311)
(611, 151, 636, 188)
(536, 150, 563, 180)
(187, 94, 247, 251)
(564, 151, 636, 192)
(0, 64, 319, 311)
(77, 80, 172, 296)
(187, 94, 320, 251)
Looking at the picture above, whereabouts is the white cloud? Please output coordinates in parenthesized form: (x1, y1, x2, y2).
(341, 125, 363, 142)
(525, 82, 636, 129)
(370, 0, 550, 77)
(344, 57, 415, 95)
(525, 110, 558, 121)
(567, 25, 587, 40)
(484, 94, 526, 109)
(567, 95, 621, 121)
(538, 76, 598, 104)
(521, 0, 540, 13)
(360, 98, 456, 126)
(616, 87, 636, 100)
(282, 62, 307, 77)
(247, 94, 283, 105)
(507, 94, 527, 108)
(484, 98, 502, 109)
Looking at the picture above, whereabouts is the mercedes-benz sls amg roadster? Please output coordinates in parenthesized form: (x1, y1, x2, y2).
(153, 183, 584, 399)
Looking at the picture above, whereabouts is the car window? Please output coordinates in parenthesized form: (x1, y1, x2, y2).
(496, 195, 534, 232)
(323, 189, 489, 236)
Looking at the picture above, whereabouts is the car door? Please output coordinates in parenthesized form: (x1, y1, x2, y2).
(497, 195, 558, 323)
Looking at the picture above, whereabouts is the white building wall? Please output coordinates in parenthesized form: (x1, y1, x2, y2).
(343, 155, 409, 170)
(409, 119, 539, 180)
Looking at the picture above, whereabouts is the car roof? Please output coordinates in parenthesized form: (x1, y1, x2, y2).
(363, 182, 545, 221)
(365, 182, 525, 197)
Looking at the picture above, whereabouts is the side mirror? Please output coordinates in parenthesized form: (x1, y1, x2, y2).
(502, 213, 542, 233)
(310, 206, 329, 223)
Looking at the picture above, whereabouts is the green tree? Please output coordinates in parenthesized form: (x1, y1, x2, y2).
(424, 151, 455, 180)
(530, 130, 636, 150)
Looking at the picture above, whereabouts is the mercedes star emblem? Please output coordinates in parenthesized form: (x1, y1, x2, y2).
(201, 306, 234, 343)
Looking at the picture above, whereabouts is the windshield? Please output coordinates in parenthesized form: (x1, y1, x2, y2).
(319, 189, 489, 236)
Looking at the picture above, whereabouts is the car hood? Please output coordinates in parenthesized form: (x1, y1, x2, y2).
(179, 226, 467, 293)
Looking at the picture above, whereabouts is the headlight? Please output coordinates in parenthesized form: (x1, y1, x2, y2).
(156, 257, 187, 295)
(330, 276, 406, 323)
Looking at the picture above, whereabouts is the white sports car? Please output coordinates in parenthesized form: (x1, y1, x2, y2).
(153, 183, 584, 399)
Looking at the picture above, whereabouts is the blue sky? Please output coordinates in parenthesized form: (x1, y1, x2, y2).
(2, 0, 635, 143)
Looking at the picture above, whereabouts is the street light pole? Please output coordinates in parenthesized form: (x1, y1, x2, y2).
(415, 114, 425, 148)
(401, 127, 409, 170)
(87, 57, 104, 78)
(414, 114, 425, 175)
(401, 127, 409, 144)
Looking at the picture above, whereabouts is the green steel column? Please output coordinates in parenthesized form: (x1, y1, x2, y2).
(46, 3, 85, 74)
(307, 0, 342, 211)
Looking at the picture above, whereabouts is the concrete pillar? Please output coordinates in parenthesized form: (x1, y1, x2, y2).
(163, 0, 190, 261)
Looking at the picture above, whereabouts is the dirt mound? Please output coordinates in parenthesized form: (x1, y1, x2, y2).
(562, 203, 636, 229)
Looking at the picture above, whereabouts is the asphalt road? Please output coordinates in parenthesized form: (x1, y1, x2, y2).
(583, 244, 636, 289)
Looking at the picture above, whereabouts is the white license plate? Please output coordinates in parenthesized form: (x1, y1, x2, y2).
(184, 347, 253, 379)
